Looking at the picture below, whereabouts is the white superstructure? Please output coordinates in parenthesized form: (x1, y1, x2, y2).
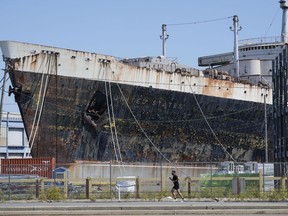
(0, 41, 272, 104)
(198, 1, 288, 87)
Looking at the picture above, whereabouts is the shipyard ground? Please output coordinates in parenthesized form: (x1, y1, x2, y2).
(0, 199, 288, 215)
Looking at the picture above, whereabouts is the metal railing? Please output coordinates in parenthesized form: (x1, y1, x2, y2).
(0, 162, 287, 201)
(239, 36, 283, 46)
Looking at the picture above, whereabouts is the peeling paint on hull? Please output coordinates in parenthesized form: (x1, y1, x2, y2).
(0, 41, 273, 163)
(7, 70, 272, 163)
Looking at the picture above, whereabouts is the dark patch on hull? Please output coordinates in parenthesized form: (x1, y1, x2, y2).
(83, 90, 108, 128)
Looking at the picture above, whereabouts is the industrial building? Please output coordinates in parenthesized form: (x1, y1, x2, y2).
(0, 112, 30, 158)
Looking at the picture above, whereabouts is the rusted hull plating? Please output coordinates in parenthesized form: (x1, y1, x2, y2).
(5, 69, 272, 163)
(0, 41, 273, 163)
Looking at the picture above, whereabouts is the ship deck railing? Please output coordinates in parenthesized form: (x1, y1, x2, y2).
(239, 36, 283, 46)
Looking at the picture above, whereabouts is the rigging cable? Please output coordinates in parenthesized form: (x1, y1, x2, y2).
(166, 16, 234, 26)
(27, 53, 48, 146)
(116, 82, 172, 164)
(186, 77, 236, 162)
(108, 81, 123, 164)
(28, 54, 48, 149)
(0, 76, 5, 85)
(103, 67, 120, 164)
(264, 7, 280, 37)
(115, 78, 200, 178)
(29, 53, 54, 152)
(102, 65, 125, 174)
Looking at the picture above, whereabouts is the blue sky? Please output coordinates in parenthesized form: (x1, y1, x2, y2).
(0, 0, 283, 112)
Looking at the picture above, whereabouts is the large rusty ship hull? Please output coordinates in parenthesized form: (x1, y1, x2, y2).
(0, 41, 273, 163)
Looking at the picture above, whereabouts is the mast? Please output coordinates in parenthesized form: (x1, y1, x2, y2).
(230, 15, 242, 81)
(280, 0, 288, 43)
(160, 24, 169, 57)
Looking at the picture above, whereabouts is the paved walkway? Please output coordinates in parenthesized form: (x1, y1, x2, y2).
(0, 200, 288, 215)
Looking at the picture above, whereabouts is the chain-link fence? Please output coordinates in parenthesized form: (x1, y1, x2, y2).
(0, 161, 287, 201)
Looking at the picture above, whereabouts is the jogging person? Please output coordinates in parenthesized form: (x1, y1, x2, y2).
(169, 170, 184, 201)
